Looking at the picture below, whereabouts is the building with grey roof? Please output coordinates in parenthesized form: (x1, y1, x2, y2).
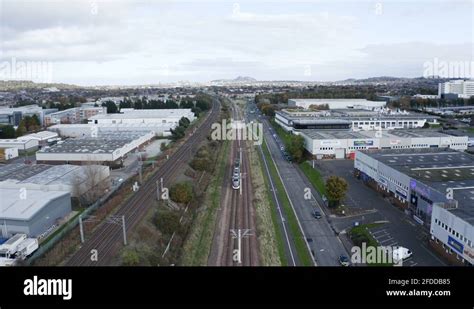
(354, 148, 474, 265)
(287, 98, 386, 109)
(275, 108, 439, 132)
(36, 130, 154, 166)
(0, 188, 71, 237)
(0, 163, 110, 198)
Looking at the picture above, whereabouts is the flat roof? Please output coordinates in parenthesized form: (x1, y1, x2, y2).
(289, 99, 372, 103)
(0, 164, 52, 181)
(89, 109, 193, 120)
(359, 148, 474, 224)
(17, 131, 58, 141)
(299, 129, 456, 140)
(38, 131, 153, 154)
(277, 109, 438, 122)
(0, 188, 69, 221)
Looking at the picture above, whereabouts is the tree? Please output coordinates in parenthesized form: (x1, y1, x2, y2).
(325, 176, 348, 207)
(15, 120, 27, 137)
(179, 117, 190, 128)
(102, 100, 119, 113)
(169, 182, 193, 204)
(0, 125, 16, 138)
(154, 210, 181, 236)
(286, 135, 305, 163)
(122, 249, 140, 266)
(170, 125, 185, 141)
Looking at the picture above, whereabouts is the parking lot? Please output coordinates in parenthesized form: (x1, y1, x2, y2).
(314, 159, 445, 266)
(368, 225, 418, 266)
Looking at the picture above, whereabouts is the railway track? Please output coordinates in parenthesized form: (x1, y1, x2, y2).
(216, 102, 259, 266)
(65, 97, 221, 266)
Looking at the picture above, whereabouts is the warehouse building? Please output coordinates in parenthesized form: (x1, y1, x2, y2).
(17, 131, 59, 147)
(299, 129, 468, 159)
(0, 138, 39, 153)
(0, 148, 18, 161)
(36, 131, 154, 166)
(287, 98, 386, 110)
(354, 148, 474, 265)
(0, 188, 71, 237)
(48, 122, 175, 138)
(275, 109, 439, 132)
(88, 108, 195, 125)
(0, 163, 110, 198)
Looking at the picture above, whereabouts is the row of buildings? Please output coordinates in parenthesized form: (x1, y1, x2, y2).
(273, 99, 468, 159)
(354, 148, 473, 266)
(0, 106, 197, 239)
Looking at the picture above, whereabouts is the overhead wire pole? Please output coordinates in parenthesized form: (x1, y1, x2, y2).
(79, 214, 127, 245)
(230, 229, 252, 264)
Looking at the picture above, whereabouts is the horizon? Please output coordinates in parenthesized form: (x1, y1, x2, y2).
(0, 0, 472, 86)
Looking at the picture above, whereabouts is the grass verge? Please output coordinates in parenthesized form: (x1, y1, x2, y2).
(180, 140, 229, 265)
(349, 223, 393, 266)
(299, 161, 326, 196)
(261, 139, 313, 266)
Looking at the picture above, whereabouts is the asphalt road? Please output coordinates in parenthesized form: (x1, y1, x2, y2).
(248, 103, 349, 266)
(314, 159, 446, 266)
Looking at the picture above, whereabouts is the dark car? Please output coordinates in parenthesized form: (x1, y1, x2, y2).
(312, 210, 322, 219)
(339, 255, 350, 266)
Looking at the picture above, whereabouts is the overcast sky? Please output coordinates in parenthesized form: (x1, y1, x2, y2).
(0, 0, 473, 85)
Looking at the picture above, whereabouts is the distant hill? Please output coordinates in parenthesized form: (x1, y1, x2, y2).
(0, 80, 80, 91)
(211, 76, 257, 83)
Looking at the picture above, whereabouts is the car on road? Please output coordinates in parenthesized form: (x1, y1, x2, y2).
(339, 255, 350, 266)
(312, 210, 322, 219)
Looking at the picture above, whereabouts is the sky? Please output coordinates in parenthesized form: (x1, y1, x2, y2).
(0, 0, 473, 85)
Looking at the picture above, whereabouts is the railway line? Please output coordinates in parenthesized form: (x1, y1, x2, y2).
(65, 97, 221, 266)
(209, 102, 259, 266)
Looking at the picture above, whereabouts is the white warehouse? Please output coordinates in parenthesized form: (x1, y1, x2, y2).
(299, 129, 469, 159)
(36, 131, 154, 166)
(88, 109, 196, 125)
(287, 99, 386, 110)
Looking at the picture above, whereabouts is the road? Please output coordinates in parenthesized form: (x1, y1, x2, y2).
(247, 103, 349, 266)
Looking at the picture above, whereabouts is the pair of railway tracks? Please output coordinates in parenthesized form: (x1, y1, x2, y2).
(66, 99, 220, 266)
(219, 103, 259, 266)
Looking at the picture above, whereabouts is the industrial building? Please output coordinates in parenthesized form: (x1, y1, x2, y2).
(287, 98, 386, 110)
(0, 105, 58, 126)
(275, 109, 439, 132)
(36, 131, 154, 166)
(17, 131, 59, 148)
(44, 106, 106, 126)
(298, 129, 468, 159)
(0, 148, 18, 161)
(0, 163, 110, 198)
(88, 108, 196, 126)
(354, 148, 474, 265)
(48, 122, 175, 138)
(438, 79, 474, 99)
(0, 188, 71, 238)
(0, 138, 39, 153)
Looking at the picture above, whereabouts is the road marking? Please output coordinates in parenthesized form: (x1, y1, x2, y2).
(379, 238, 395, 244)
